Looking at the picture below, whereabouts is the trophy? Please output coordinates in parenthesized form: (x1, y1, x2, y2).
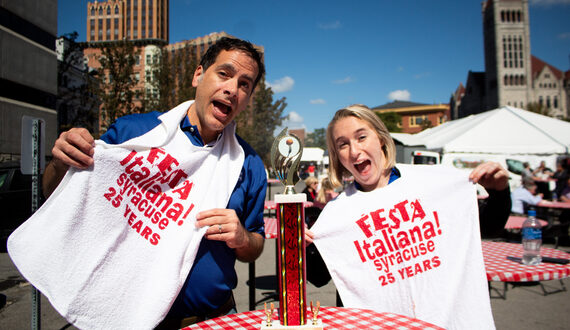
(261, 128, 322, 330)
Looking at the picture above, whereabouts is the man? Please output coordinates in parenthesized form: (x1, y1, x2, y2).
(511, 181, 543, 215)
(42, 37, 266, 327)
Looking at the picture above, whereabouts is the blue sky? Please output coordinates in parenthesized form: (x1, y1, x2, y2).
(58, 0, 570, 132)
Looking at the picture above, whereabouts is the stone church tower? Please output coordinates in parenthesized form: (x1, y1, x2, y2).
(482, 0, 532, 110)
(451, 0, 568, 119)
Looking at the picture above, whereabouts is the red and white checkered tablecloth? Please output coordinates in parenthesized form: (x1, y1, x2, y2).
(185, 306, 444, 330)
(504, 216, 548, 229)
(482, 241, 570, 282)
(263, 217, 277, 239)
(264, 200, 314, 210)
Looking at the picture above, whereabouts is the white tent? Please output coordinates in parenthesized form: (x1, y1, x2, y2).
(390, 106, 570, 172)
(301, 147, 325, 163)
(414, 106, 570, 155)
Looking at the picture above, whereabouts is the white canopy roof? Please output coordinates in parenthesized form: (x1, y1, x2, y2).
(301, 147, 325, 162)
(409, 106, 570, 155)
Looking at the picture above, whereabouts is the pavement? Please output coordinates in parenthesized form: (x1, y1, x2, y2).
(1, 180, 569, 329)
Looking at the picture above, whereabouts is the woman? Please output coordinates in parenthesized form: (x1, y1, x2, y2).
(306, 104, 511, 244)
(314, 177, 339, 209)
(305, 105, 511, 325)
(301, 176, 319, 202)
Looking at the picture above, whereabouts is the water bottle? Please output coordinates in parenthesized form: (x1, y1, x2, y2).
(521, 209, 542, 265)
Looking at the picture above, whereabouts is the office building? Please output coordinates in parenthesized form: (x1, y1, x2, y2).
(0, 1, 58, 162)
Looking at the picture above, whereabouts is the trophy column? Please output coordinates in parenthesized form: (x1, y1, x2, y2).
(275, 193, 307, 326)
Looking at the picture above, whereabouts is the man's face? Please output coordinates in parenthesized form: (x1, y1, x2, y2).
(190, 49, 258, 143)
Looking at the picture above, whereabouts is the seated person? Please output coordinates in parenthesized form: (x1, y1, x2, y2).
(561, 177, 570, 203)
(511, 181, 543, 215)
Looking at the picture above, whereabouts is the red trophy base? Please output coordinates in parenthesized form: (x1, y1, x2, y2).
(275, 193, 307, 326)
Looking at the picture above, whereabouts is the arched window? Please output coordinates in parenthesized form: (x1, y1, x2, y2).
(98, 7, 103, 15)
(501, 11, 505, 22)
(504, 75, 509, 85)
(115, 6, 119, 14)
(554, 96, 558, 108)
(107, 6, 111, 15)
(91, 7, 95, 16)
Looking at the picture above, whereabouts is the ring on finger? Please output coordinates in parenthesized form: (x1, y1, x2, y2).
(218, 224, 222, 234)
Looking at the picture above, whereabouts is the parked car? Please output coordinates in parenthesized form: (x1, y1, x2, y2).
(0, 161, 37, 251)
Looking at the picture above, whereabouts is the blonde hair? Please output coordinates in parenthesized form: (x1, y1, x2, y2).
(326, 104, 396, 188)
(316, 177, 334, 204)
(304, 176, 318, 188)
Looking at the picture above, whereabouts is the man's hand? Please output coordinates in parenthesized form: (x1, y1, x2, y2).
(469, 161, 509, 191)
(43, 128, 95, 197)
(196, 208, 264, 262)
(52, 127, 96, 169)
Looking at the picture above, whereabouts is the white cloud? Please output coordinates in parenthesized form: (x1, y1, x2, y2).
(332, 76, 354, 84)
(388, 90, 411, 101)
(414, 72, 431, 79)
(530, 0, 570, 5)
(267, 76, 295, 93)
(310, 99, 326, 104)
(318, 20, 342, 30)
(276, 111, 306, 133)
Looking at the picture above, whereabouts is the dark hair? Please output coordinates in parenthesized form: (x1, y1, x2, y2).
(200, 37, 265, 91)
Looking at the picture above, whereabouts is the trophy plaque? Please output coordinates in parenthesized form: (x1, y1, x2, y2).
(261, 128, 322, 330)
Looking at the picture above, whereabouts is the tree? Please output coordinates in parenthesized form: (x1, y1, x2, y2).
(376, 112, 402, 132)
(526, 102, 553, 117)
(93, 39, 139, 132)
(142, 45, 199, 113)
(235, 80, 287, 164)
(306, 128, 327, 150)
(57, 32, 99, 134)
(175, 46, 198, 105)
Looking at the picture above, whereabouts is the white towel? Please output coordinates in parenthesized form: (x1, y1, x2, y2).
(311, 164, 494, 330)
(8, 101, 245, 329)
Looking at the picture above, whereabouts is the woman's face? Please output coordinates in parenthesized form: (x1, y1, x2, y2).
(332, 116, 389, 192)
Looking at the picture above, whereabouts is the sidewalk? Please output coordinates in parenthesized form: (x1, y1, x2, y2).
(1, 239, 569, 329)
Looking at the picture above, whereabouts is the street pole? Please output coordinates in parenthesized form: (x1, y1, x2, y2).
(31, 118, 42, 330)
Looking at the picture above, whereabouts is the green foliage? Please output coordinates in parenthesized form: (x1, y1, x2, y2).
(57, 32, 99, 134)
(376, 112, 402, 132)
(306, 128, 327, 150)
(94, 39, 139, 131)
(526, 102, 553, 117)
(235, 79, 287, 164)
(141, 45, 199, 113)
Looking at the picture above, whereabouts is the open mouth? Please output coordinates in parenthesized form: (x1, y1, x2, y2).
(354, 160, 371, 174)
(213, 100, 232, 115)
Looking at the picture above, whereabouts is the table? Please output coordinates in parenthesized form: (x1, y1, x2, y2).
(185, 306, 444, 330)
(537, 200, 570, 209)
(264, 217, 277, 239)
(505, 215, 548, 229)
(264, 200, 314, 211)
(481, 241, 570, 297)
(535, 200, 570, 248)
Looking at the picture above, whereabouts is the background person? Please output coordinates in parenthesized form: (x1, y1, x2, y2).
(313, 177, 339, 209)
(42, 37, 266, 328)
(511, 181, 543, 215)
(301, 176, 318, 202)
